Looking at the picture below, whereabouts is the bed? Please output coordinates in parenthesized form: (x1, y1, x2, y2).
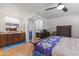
(34, 36, 79, 56)
(52, 37, 79, 56)
(34, 25, 79, 56)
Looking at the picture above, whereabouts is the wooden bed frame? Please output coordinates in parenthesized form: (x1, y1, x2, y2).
(56, 25, 72, 37)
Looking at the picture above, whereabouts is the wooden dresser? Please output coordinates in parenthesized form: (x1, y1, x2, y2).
(0, 32, 26, 47)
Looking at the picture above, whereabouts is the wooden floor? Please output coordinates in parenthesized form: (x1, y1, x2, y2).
(0, 43, 34, 56)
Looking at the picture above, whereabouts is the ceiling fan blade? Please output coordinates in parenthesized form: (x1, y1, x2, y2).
(58, 3, 63, 6)
(62, 7, 68, 12)
(45, 7, 57, 10)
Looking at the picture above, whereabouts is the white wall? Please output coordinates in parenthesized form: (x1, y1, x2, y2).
(21, 18, 29, 43)
(0, 15, 6, 32)
(0, 15, 22, 32)
(28, 14, 48, 39)
(0, 3, 33, 32)
(0, 4, 32, 18)
(48, 13, 79, 38)
(34, 15, 48, 31)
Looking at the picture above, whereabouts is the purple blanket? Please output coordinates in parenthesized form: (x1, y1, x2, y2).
(34, 36, 62, 56)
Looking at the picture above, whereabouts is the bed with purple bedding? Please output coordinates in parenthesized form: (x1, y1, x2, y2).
(34, 36, 62, 56)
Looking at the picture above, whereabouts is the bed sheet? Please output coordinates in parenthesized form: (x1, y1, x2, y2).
(52, 37, 79, 56)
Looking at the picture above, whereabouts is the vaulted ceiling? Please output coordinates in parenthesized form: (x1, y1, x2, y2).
(0, 3, 79, 19)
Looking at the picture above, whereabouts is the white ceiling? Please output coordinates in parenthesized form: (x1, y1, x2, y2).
(0, 3, 79, 19)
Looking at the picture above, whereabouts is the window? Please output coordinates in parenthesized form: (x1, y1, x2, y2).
(35, 19, 43, 30)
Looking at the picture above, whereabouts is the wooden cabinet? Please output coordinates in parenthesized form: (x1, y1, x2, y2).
(7, 34, 14, 45)
(0, 35, 7, 47)
(0, 32, 26, 47)
(19, 33, 25, 42)
(13, 33, 20, 43)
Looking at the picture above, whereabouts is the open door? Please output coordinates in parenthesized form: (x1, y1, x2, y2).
(28, 20, 36, 42)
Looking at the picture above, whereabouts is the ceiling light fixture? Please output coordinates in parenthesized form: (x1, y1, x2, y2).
(57, 3, 64, 9)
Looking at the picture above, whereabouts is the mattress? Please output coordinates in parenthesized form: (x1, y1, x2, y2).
(52, 37, 79, 56)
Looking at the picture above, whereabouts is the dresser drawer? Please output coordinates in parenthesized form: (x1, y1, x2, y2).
(0, 42, 7, 47)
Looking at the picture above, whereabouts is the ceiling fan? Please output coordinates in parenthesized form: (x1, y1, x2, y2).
(45, 3, 68, 12)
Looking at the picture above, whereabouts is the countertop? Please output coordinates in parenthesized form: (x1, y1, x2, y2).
(0, 31, 25, 35)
